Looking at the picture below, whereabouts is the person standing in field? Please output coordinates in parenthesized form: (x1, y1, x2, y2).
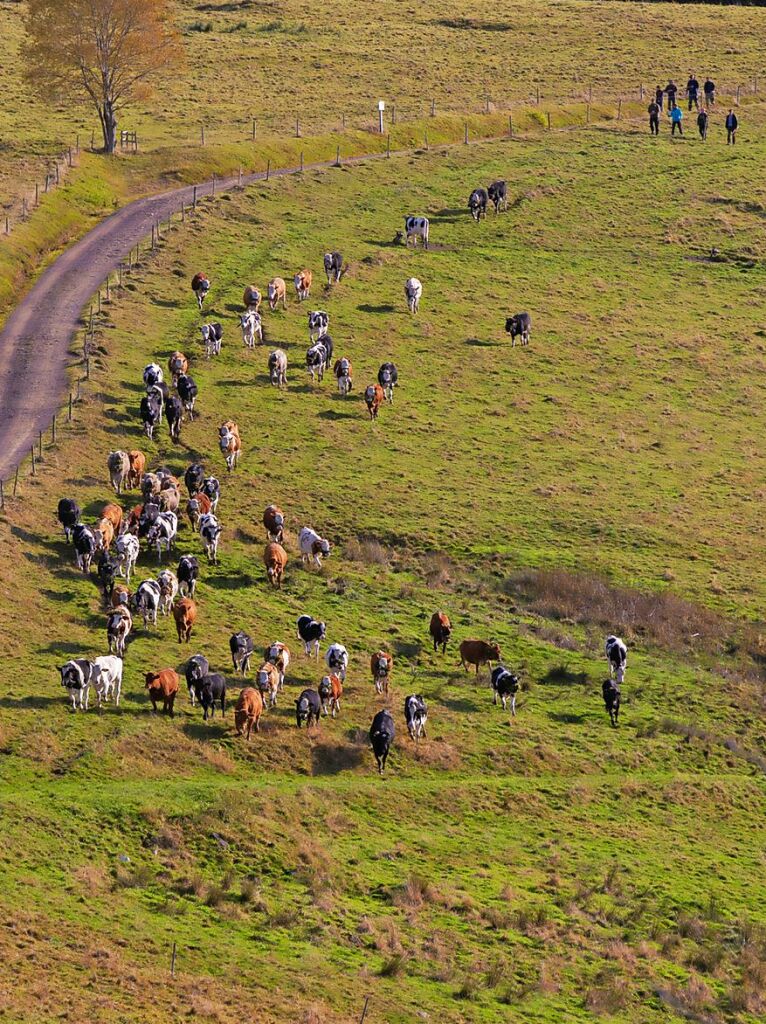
(670, 104, 683, 135)
(648, 98, 661, 135)
(697, 108, 708, 140)
(665, 79, 678, 110)
(686, 73, 700, 110)
(655, 84, 664, 111)
(704, 77, 716, 107)
(726, 109, 738, 144)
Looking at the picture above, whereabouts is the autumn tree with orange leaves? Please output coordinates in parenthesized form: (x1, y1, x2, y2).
(24, 0, 182, 154)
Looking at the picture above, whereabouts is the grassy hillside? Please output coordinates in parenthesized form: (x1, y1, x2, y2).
(1, 113, 766, 1023)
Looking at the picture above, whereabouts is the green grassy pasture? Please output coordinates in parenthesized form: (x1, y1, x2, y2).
(0, 117, 765, 1022)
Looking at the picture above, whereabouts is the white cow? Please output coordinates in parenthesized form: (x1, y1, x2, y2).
(115, 533, 139, 584)
(92, 655, 123, 707)
(240, 311, 263, 349)
(157, 569, 179, 616)
(299, 526, 331, 568)
(404, 277, 423, 314)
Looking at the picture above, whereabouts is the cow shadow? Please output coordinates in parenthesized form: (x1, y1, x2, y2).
(0, 695, 62, 709)
(362, 237, 403, 249)
(440, 695, 479, 713)
(466, 337, 499, 348)
(182, 720, 229, 742)
(548, 711, 587, 724)
(218, 379, 261, 388)
(40, 588, 77, 604)
(311, 743, 365, 775)
(358, 303, 395, 314)
(318, 409, 355, 421)
(152, 298, 182, 309)
(541, 666, 589, 686)
(392, 639, 423, 660)
(429, 207, 464, 222)
(225, 302, 242, 313)
(104, 424, 144, 438)
(122, 382, 145, 394)
(206, 573, 255, 590)
(41, 641, 83, 656)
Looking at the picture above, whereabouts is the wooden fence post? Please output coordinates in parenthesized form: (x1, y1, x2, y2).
(430, 98, 435, 117)
(485, 94, 490, 114)
(509, 115, 513, 137)
(464, 122, 468, 144)
(335, 145, 341, 166)
(171, 941, 177, 978)
(212, 173, 216, 196)
(386, 133, 391, 157)
(536, 86, 540, 104)
(76, 133, 80, 154)
(35, 182, 40, 205)
(181, 203, 185, 224)
(91, 128, 95, 149)
(391, 105, 396, 125)
(617, 98, 622, 120)
(69, 393, 73, 422)
(22, 197, 27, 219)
(639, 83, 644, 100)
(266, 160, 270, 181)
(38, 430, 43, 460)
(4, 216, 8, 234)
(424, 132, 429, 150)
(68, 147, 73, 167)
(547, 111, 551, 129)
(201, 125, 205, 146)
(586, 104, 590, 124)
(52, 415, 56, 443)
(252, 117, 257, 140)
(97, 291, 101, 314)
(31, 446, 36, 476)
(341, 112, 346, 129)
(193, 185, 197, 210)
(300, 151, 304, 171)
(295, 115, 300, 138)
(238, 166, 242, 187)
(105, 276, 110, 301)
(0, 479, 4, 509)
(736, 84, 741, 105)
(13, 466, 19, 497)
(55, 163, 60, 184)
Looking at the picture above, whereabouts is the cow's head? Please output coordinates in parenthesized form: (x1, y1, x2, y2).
(490, 642, 501, 660)
(505, 317, 515, 334)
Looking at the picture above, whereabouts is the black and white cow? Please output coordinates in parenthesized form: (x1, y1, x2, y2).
(106, 609, 131, 657)
(184, 463, 205, 497)
(143, 363, 164, 390)
(295, 688, 322, 728)
(140, 391, 163, 440)
(602, 678, 621, 727)
(230, 631, 254, 675)
(488, 180, 508, 213)
(137, 502, 160, 539)
(325, 642, 349, 681)
(165, 395, 183, 443)
(468, 188, 488, 221)
(57, 498, 81, 542)
(72, 524, 98, 573)
(323, 251, 343, 284)
(306, 342, 329, 382)
(605, 635, 627, 683)
(370, 709, 395, 774)
(297, 615, 326, 658)
(308, 311, 329, 343)
(404, 694, 428, 741)
(240, 311, 262, 349)
(185, 654, 210, 706)
(177, 374, 198, 421)
(378, 362, 398, 403)
(404, 216, 429, 249)
(177, 555, 199, 598)
(199, 512, 222, 563)
(490, 666, 520, 715)
(146, 511, 177, 562)
(504, 312, 531, 347)
(134, 578, 161, 627)
(59, 659, 94, 711)
(200, 476, 221, 513)
(115, 533, 139, 584)
(196, 673, 227, 721)
(201, 322, 223, 359)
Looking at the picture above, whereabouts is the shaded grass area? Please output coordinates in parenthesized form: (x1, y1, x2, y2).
(1, 125, 766, 1021)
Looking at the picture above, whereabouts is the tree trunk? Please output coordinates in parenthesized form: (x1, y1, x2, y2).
(101, 101, 117, 154)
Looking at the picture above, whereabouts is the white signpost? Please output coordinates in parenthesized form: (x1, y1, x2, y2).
(378, 100, 385, 134)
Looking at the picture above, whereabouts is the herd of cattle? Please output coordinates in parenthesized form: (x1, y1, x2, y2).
(51, 193, 620, 774)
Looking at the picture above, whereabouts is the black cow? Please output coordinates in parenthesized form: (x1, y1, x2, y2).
(177, 374, 198, 421)
(297, 615, 326, 657)
(504, 312, 531, 347)
(185, 654, 210, 706)
(323, 251, 343, 284)
(295, 688, 322, 728)
(137, 502, 160, 538)
(602, 678, 621, 727)
(488, 180, 507, 213)
(378, 362, 398, 403)
(177, 555, 199, 598)
(140, 391, 163, 440)
(57, 498, 81, 542)
(468, 188, 488, 221)
(184, 463, 205, 497)
(490, 666, 520, 716)
(165, 395, 183, 443)
(195, 673, 227, 721)
(370, 709, 395, 774)
(404, 694, 427, 741)
(230, 631, 254, 675)
(97, 550, 120, 602)
(72, 524, 98, 573)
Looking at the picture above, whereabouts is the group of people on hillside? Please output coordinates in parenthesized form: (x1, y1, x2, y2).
(647, 74, 739, 142)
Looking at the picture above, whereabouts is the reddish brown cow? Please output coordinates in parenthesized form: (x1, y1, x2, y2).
(101, 503, 123, 537)
(243, 285, 262, 312)
(264, 542, 288, 588)
(235, 687, 264, 739)
(364, 383, 385, 420)
(111, 583, 131, 609)
(127, 450, 146, 490)
(187, 492, 212, 531)
(168, 351, 188, 383)
(173, 597, 197, 643)
(95, 517, 114, 551)
(145, 669, 179, 715)
(459, 639, 501, 678)
(371, 651, 393, 695)
(126, 504, 143, 535)
(429, 611, 452, 654)
(294, 269, 312, 301)
(263, 504, 285, 543)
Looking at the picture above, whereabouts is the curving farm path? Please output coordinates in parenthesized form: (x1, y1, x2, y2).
(0, 152, 388, 482)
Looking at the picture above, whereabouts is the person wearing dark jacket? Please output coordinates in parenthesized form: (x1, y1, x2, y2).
(665, 80, 678, 110)
(648, 100, 661, 135)
(686, 74, 700, 110)
(703, 78, 715, 107)
(726, 109, 738, 144)
(697, 108, 708, 140)
(655, 85, 664, 111)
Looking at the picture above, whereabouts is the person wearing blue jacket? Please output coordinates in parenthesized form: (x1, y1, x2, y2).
(670, 104, 683, 136)
(726, 109, 738, 144)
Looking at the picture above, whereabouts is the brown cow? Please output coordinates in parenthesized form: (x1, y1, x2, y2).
(101, 503, 123, 537)
(268, 277, 287, 311)
(235, 687, 264, 739)
(95, 517, 114, 551)
(173, 597, 197, 644)
(459, 639, 501, 678)
(243, 284, 262, 312)
(263, 504, 285, 544)
(319, 673, 343, 717)
(429, 611, 452, 654)
(219, 421, 241, 472)
(145, 669, 179, 715)
(256, 661, 280, 708)
(371, 651, 393, 695)
(168, 351, 188, 384)
(264, 542, 288, 588)
(187, 492, 212, 531)
(159, 485, 181, 514)
(127, 450, 146, 489)
(364, 383, 385, 420)
(126, 504, 143, 535)
(294, 269, 312, 301)
(111, 583, 131, 609)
